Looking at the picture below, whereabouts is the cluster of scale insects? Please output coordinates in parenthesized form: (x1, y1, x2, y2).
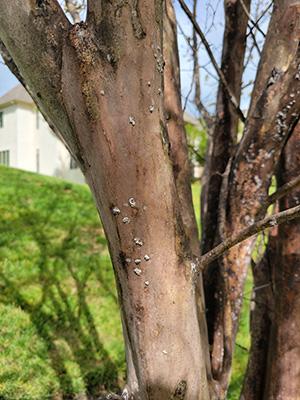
(112, 197, 150, 285)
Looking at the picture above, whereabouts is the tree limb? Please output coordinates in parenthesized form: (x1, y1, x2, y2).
(267, 175, 300, 206)
(239, 0, 266, 37)
(200, 204, 300, 268)
(246, 0, 273, 39)
(177, 0, 246, 123)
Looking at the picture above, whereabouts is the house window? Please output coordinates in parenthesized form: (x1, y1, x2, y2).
(36, 149, 40, 173)
(36, 110, 40, 129)
(70, 156, 78, 170)
(0, 150, 9, 166)
(0, 112, 3, 128)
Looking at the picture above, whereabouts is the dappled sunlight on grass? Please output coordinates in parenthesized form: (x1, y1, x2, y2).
(0, 166, 250, 399)
(0, 166, 125, 399)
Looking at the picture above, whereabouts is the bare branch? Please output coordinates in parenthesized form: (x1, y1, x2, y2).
(246, 0, 273, 39)
(200, 204, 300, 268)
(248, 25, 262, 55)
(239, 0, 266, 37)
(268, 175, 300, 206)
(177, 0, 246, 123)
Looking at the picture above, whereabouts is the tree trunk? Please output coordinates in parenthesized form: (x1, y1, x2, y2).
(263, 123, 300, 399)
(208, 0, 300, 395)
(200, 0, 251, 376)
(201, 0, 250, 255)
(163, 0, 213, 389)
(240, 235, 276, 399)
(0, 1, 211, 398)
(242, 123, 300, 400)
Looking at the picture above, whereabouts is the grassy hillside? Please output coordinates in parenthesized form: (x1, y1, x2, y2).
(0, 166, 250, 399)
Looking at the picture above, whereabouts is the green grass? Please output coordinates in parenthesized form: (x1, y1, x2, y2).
(0, 167, 250, 399)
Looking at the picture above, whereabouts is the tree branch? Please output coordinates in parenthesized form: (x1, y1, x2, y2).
(177, 0, 246, 123)
(268, 175, 300, 206)
(200, 204, 300, 268)
(246, 0, 272, 39)
(239, 0, 266, 37)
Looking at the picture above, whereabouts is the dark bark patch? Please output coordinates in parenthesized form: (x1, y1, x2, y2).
(173, 380, 187, 399)
(119, 251, 127, 268)
(130, 0, 146, 39)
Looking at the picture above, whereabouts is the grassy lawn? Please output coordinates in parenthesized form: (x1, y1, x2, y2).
(0, 166, 250, 399)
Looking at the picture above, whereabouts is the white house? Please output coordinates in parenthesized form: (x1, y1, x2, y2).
(0, 84, 84, 183)
(0, 84, 203, 182)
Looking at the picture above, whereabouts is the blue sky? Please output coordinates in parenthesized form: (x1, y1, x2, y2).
(0, 0, 270, 115)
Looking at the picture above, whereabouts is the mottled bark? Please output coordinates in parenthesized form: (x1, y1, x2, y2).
(208, 0, 300, 395)
(0, 1, 211, 398)
(201, 0, 250, 255)
(164, 0, 199, 254)
(197, 0, 250, 382)
(242, 124, 300, 400)
(263, 124, 300, 399)
(198, 0, 250, 386)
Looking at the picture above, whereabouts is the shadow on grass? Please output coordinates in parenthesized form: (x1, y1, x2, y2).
(0, 191, 123, 399)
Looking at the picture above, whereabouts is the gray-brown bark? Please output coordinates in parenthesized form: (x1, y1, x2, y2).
(208, 0, 300, 395)
(242, 124, 300, 400)
(263, 123, 300, 399)
(240, 234, 276, 400)
(200, 0, 250, 366)
(164, 0, 199, 254)
(0, 1, 211, 398)
(201, 0, 250, 256)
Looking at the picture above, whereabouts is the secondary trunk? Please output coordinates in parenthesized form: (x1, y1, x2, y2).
(200, 0, 250, 376)
(240, 233, 276, 399)
(263, 123, 300, 399)
(242, 123, 300, 400)
(208, 0, 300, 395)
(0, 1, 211, 398)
